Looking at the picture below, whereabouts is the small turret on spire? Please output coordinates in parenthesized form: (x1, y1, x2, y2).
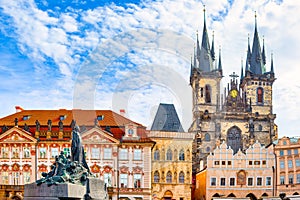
(218, 46, 222, 72)
(245, 34, 251, 73)
(193, 44, 197, 68)
(196, 30, 201, 61)
(211, 31, 215, 61)
(271, 52, 274, 74)
(262, 36, 266, 65)
(240, 58, 244, 81)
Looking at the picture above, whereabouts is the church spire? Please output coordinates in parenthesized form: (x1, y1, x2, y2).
(211, 31, 215, 61)
(250, 12, 264, 74)
(198, 5, 213, 72)
(194, 44, 197, 68)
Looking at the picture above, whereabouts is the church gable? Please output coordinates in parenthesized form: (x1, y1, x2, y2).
(0, 127, 36, 143)
(81, 127, 119, 144)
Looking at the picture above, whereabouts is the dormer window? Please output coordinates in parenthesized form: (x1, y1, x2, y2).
(97, 115, 104, 120)
(59, 115, 66, 121)
(22, 115, 31, 120)
(128, 129, 134, 135)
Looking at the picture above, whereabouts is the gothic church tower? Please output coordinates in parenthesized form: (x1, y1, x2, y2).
(189, 11, 277, 173)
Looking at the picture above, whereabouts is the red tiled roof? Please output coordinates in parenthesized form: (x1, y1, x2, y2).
(0, 109, 144, 127)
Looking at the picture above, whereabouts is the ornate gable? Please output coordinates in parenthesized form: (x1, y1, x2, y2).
(81, 127, 119, 144)
(0, 127, 37, 143)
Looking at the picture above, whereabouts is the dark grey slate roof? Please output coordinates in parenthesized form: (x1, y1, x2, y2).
(150, 103, 184, 132)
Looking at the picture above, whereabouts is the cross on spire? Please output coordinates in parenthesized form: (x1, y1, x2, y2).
(229, 72, 239, 81)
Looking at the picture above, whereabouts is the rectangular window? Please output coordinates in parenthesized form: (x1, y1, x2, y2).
(266, 177, 271, 186)
(279, 150, 284, 156)
(2, 172, 8, 184)
(23, 147, 30, 158)
(254, 161, 260, 165)
(24, 172, 31, 184)
(104, 148, 112, 159)
(296, 159, 300, 167)
(91, 148, 100, 159)
(39, 147, 46, 158)
(1, 147, 9, 158)
(257, 177, 262, 186)
(210, 177, 216, 186)
(280, 161, 285, 169)
(289, 174, 294, 184)
(120, 174, 128, 188)
(229, 178, 235, 186)
(134, 149, 142, 160)
(295, 149, 299, 155)
(288, 160, 293, 168)
(228, 161, 232, 165)
(248, 177, 253, 186)
(288, 150, 292, 155)
(280, 176, 285, 185)
(119, 149, 128, 160)
(63, 148, 70, 157)
(249, 161, 253, 165)
(297, 174, 300, 184)
(104, 173, 112, 187)
(200, 88, 204, 97)
(262, 160, 266, 165)
(12, 147, 19, 158)
(220, 178, 226, 186)
(134, 174, 142, 188)
(51, 148, 59, 158)
(214, 161, 219, 165)
(221, 161, 226, 165)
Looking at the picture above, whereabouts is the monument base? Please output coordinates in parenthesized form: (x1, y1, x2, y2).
(24, 178, 108, 200)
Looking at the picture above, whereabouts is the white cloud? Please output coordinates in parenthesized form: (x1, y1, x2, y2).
(0, 0, 299, 135)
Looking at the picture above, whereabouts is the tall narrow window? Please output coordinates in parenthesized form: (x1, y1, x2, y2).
(204, 133, 211, 141)
(154, 171, 160, 183)
(205, 85, 211, 103)
(179, 172, 185, 183)
(120, 174, 128, 188)
(166, 149, 172, 161)
(257, 87, 263, 104)
(154, 149, 160, 160)
(179, 149, 185, 161)
(166, 171, 172, 183)
(104, 173, 112, 187)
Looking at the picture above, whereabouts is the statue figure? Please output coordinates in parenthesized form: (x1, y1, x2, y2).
(70, 119, 76, 130)
(35, 120, 40, 132)
(94, 118, 98, 127)
(14, 118, 18, 126)
(24, 123, 30, 132)
(2, 125, 8, 133)
(59, 120, 63, 131)
(47, 119, 52, 131)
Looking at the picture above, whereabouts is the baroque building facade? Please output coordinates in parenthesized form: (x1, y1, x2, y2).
(0, 108, 154, 200)
(149, 104, 193, 200)
(189, 10, 277, 173)
(195, 141, 276, 200)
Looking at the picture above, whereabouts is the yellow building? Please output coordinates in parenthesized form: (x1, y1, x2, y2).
(149, 104, 194, 200)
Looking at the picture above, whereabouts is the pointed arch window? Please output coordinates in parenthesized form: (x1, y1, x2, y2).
(154, 171, 160, 183)
(179, 172, 185, 183)
(257, 87, 264, 104)
(205, 85, 211, 103)
(179, 149, 185, 161)
(166, 149, 172, 161)
(205, 133, 211, 141)
(166, 171, 172, 183)
(154, 149, 160, 160)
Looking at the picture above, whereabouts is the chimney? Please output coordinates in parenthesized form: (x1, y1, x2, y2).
(15, 106, 24, 113)
(120, 109, 126, 117)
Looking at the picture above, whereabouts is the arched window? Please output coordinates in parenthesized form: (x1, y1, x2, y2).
(166, 171, 172, 183)
(257, 87, 264, 104)
(179, 172, 185, 183)
(205, 85, 211, 103)
(154, 171, 160, 183)
(166, 149, 172, 160)
(179, 149, 185, 161)
(205, 133, 211, 141)
(154, 149, 160, 160)
(227, 126, 242, 154)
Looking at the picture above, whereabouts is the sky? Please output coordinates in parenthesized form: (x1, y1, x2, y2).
(0, 0, 299, 137)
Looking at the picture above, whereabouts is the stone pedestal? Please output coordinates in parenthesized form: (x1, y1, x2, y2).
(24, 178, 108, 200)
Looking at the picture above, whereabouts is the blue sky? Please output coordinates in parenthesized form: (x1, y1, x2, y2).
(0, 0, 299, 136)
